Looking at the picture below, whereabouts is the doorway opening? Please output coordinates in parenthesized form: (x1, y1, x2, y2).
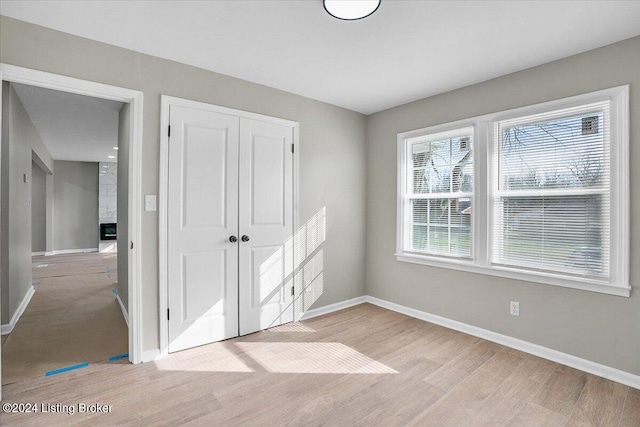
(0, 64, 143, 399)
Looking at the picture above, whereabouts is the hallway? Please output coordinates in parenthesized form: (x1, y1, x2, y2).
(1, 252, 127, 384)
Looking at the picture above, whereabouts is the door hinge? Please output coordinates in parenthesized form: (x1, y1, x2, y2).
(291, 144, 294, 154)
(291, 286, 295, 296)
(168, 125, 171, 138)
(167, 308, 170, 320)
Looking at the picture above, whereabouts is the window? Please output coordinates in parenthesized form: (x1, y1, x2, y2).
(401, 127, 474, 258)
(493, 103, 610, 277)
(397, 86, 629, 296)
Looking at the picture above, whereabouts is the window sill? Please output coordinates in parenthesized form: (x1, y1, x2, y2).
(395, 253, 630, 297)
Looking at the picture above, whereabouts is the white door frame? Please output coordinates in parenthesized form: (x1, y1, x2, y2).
(0, 64, 144, 376)
(158, 95, 299, 358)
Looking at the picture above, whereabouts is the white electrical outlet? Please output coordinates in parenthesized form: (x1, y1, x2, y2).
(510, 301, 520, 316)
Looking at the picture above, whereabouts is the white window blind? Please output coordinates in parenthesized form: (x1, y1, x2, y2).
(403, 127, 474, 258)
(397, 86, 628, 296)
(492, 101, 610, 278)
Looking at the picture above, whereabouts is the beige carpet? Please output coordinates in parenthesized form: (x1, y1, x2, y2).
(1, 252, 128, 385)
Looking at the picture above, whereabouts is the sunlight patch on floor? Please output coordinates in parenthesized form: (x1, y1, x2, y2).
(266, 322, 316, 333)
(154, 343, 253, 373)
(235, 342, 398, 374)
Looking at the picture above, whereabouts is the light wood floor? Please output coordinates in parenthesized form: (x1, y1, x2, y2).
(1, 252, 127, 384)
(1, 303, 638, 426)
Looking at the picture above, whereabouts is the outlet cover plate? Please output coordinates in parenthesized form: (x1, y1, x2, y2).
(510, 301, 520, 316)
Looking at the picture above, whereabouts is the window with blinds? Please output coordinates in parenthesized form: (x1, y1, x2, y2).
(397, 85, 629, 296)
(402, 127, 474, 258)
(493, 102, 610, 278)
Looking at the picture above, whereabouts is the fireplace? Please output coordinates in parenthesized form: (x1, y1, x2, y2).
(100, 223, 117, 241)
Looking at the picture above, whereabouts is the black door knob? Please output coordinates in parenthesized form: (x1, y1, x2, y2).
(229, 236, 238, 243)
(241, 235, 250, 242)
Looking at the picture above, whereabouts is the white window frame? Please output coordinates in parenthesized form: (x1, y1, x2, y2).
(396, 85, 629, 297)
(400, 126, 476, 259)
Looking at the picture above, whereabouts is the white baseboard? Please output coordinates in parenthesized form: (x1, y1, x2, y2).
(47, 248, 98, 255)
(1, 285, 35, 335)
(116, 294, 129, 328)
(31, 251, 45, 256)
(141, 349, 160, 363)
(299, 296, 367, 321)
(365, 295, 640, 390)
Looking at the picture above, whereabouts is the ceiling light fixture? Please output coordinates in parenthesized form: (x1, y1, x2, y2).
(324, 0, 380, 21)
(113, 147, 119, 150)
(108, 155, 115, 159)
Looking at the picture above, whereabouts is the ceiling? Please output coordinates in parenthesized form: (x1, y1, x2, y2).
(12, 83, 123, 163)
(2, 1, 640, 114)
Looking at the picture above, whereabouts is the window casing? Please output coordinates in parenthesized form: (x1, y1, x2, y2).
(397, 86, 629, 296)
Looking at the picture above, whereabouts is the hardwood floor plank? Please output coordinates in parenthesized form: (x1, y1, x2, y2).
(469, 355, 554, 426)
(565, 375, 628, 427)
(533, 364, 589, 416)
(407, 350, 525, 426)
(508, 402, 570, 427)
(619, 387, 640, 427)
(1, 303, 635, 427)
(423, 339, 502, 391)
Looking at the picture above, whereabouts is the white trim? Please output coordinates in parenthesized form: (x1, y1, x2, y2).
(116, 294, 129, 328)
(396, 85, 630, 296)
(158, 96, 170, 360)
(395, 254, 630, 297)
(141, 349, 160, 363)
(46, 248, 98, 255)
(31, 251, 46, 256)
(0, 64, 144, 366)
(127, 78, 144, 367)
(292, 123, 300, 322)
(159, 95, 298, 128)
(299, 296, 367, 321)
(365, 295, 640, 390)
(158, 95, 300, 359)
(1, 286, 35, 335)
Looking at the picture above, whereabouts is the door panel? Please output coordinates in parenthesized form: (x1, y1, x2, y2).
(251, 135, 285, 226)
(182, 251, 226, 322)
(239, 118, 294, 336)
(168, 105, 239, 353)
(182, 126, 228, 229)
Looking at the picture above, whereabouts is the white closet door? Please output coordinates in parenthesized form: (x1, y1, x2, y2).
(238, 117, 294, 336)
(167, 105, 240, 353)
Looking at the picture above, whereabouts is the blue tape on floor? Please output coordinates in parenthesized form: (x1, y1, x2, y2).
(45, 362, 89, 377)
(108, 353, 128, 362)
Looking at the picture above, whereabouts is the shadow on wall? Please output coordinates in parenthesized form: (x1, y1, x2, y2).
(294, 207, 326, 315)
(254, 206, 326, 329)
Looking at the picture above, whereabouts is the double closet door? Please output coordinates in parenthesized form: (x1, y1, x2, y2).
(167, 104, 295, 353)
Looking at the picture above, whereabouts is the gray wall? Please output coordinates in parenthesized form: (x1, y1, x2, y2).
(52, 160, 98, 251)
(117, 103, 129, 313)
(1, 82, 54, 324)
(0, 16, 368, 350)
(366, 36, 640, 375)
(30, 160, 46, 253)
